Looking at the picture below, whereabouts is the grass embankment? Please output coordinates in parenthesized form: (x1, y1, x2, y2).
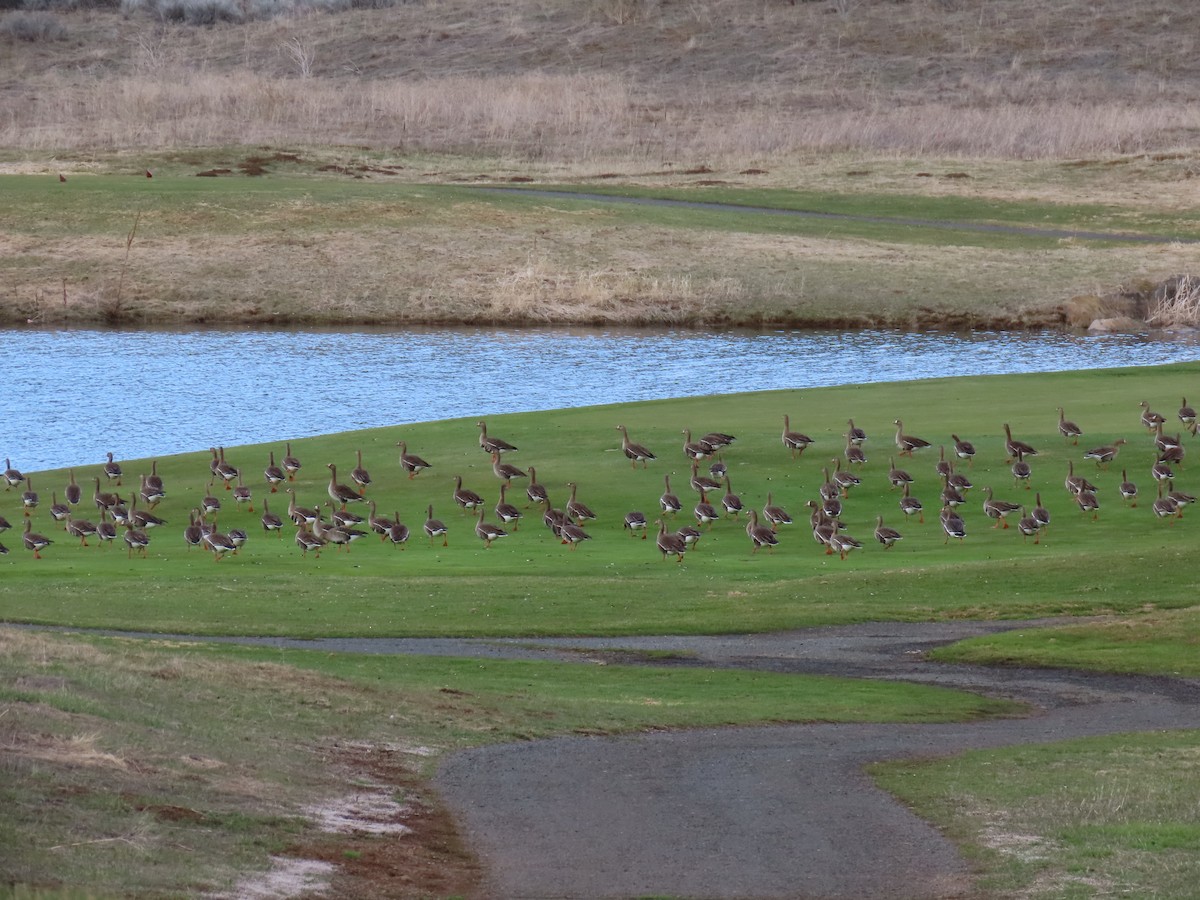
(4, 166, 1198, 330)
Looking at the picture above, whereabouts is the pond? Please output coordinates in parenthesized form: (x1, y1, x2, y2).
(3, 325, 1198, 472)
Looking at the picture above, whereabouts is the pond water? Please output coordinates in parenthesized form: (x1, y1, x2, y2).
(2, 326, 1198, 472)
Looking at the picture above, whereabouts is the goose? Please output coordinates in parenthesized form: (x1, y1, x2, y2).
(681, 429, 713, 461)
(1075, 489, 1100, 520)
(828, 531, 863, 560)
(103, 451, 123, 486)
(1118, 470, 1138, 507)
(873, 515, 902, 549)
(616, 425, 656, 469)
(947, 464, 973, 493)
(396, 441, 432, 479)
(762, 492, 792, 530)
(138, 473, 165, 509)
(822, 495, 843, 520)
(351, 450, 371, 495)
(453, 475, 485, 513)
(285, 488, 317, 526)
(65, 513, 97, 547)
(295, 526, 326, 557)
(313, 509, 363, 552)
(386, 515, 410, 549)
(109, 498, 130, 527)
(21, 477, 38, 516)
(1140, 400, 1166, 431)
(745, 509, 779, 555)
(623, 510, 649, 539)
(3, 458, 23, 490)
(1151, 460, 1175, 482)
(183, 509, 204, 550)
(565, 482, 596, 525)
(950, 434, 976, 466)
(232, 473, 254, 512)
(655, 519, 688, 562)
(366, 500, 393, 538)
(893, 419, 931, 457)
(700, 431, 736, 453)
(491, 451, 527, 484)
(331, 505, 365, 529)
(694, 491, 720, 529)
(0, 514, 9, 533)
(49, 492, 70, 526)
(983, 486, 1021, 528)
(557, 518, 592, 550)
(1157, 440, 1186, 468)
(934, 445, 952, 480)
(720, 476, 743, 519)
(543, 504, 568, 536)
(1167, 480, 1195, 516)
(130, 495, 167, 530)
(846, 419, 867, 445)
(526, 466, 549, 508)
(843, 433, 866, 467)
(708, 460, 728, 481)
(807, 501, 838, 553)
(675, 524, 702, 549)
(96, 510, 117, 547)
(145, 460, 165, 497)
(213, 447, 239, 490)
(940, 477, 965, 509)
(22, 519, 51, 558)
(1003, 423, 1038, 464)
(200, 479, 221, 518)
(1180, 398, 1197, 436)
(689, 460, 722, 495)
(1154, 424, 1182, 455)
(495, 483, 523, 531)
(1151, 483, 1179, 522)
(887, 457, 913, 490)
(282, 442, 302, 481)
(659, 475, 682, 516)
(261, 498, 284, 537)
(1064, 461, 1096, 496)
(782, 415, 813, 459)
(940, 505, 966, 543)
(0, 541, 6, 554)
(424, 504, 448, 547)
(227, 528, 249, 554)
(65, 468, 82, 505)
(818, 467, 840, 503)
(123, 523, 150, 559)
(478, 420, 518, 455)
(474, 507, 508, 548)
(899, 483, 924, 523)
(202, 519, 238, 560)
(326, 463, 363, 510)
(1057, 407, 1082, 445)
(1016, 507, 1041, 544)
(1011, 450, 1032, 490)
(1084, 438, 1126, 469)
(264, 452, 286, 493)
(832, 459, 860, 497)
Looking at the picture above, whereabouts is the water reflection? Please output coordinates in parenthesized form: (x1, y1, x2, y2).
(2, 326, 1197, 471)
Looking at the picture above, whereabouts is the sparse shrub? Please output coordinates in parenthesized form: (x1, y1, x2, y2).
(594, 0, 656, 25)
(22, 0, 119, 10)
(1146, 274, 1200, 328)
(123, 0, 242, 24)
(0, 10, 67, 39)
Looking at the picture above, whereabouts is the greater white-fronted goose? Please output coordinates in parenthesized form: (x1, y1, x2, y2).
(326, 463, 363, 510)
(565, 482, 596, 525)
(96, 509, 117, 547)
(331, 505, 365, 529)
(130, 495, 167, 530)
(709, 460, 728, 481)
(109, 498, 130, 526)
(807, 501, 838, 553)
(694, 491, 720, 529)
(1140, 400, 1166, 431)
(285, 488, 316, 526)
(659, 475, 682, 516)
(1151, 460, 1175, 483)
(123, 523, 150, 559)
(940, 505, 966, 544)
(22, 519, 51, 558)
(543, 504, 567, 536)
(526, 466, 549, 508)
(424, 504, 448, 547)
(264, 452, 286, 493)
(940, 476, 965, 509)
(366, 500, 393, 538)
(65, 468, 82, 505)
(1118, 470, 1138, 507)
(682, 429, 713, 461)
(66, 513, 97, 547)
(233, 473, 254, 512)
(184, 509, 204, 550)
(1016, 508, 1041, 544)
(1154, 424, 1181, 455)
(950, 434, 976, 466)
(1075, 489, 1100, 520)
(818, 467, 839, 503)
(227, 528, 249, 554)
(1064, 461, 1096, 496)
(139, 473, 165, 509)
(261, 499, 284, 537)
(623, 510, 649, 539)
(387, 515, 410, 549)
(844, 433, 867, 467)
(720, 476, 743, 519)
(283, 442, 302, 481)
(351, 450, 371, 495)
(20, 477, 37, 516)
(762, 492, 792, 530)
(983, 486, 1021, 529)
(745, 509, 779, 555)
(314, 508, 364, 552)
(474, 507, 508, 548)
(934, 445, 951, 480)
(822, 495, 842, 520)
(1167, 480, 1195, 516)
(832, 459, 860, 497)
(846, 419, 867, 446)
(1180, 398, 1197, 436)
(0, 541, 7, 554)
(893, 419, 931, 457)
(557, 518, 592, 550)
(616, 425, 656, 469)
(1151, 483, 1178, 523)
(0, 514, 10, 533)
(899, 483, 924, 523)
(656, 519, 688, 562)
(675, 524, 702, 549)
(701, 431, 736, 453)
(828, 531, 862, 560)
(3, 458, 23, 490)
(1011, 450, 1032, 490)
(214, 447, 239, 490)
(947, 464, 973, 494)
(396, 441, 432, 480)
(1084, 438, 1126, 469)
(49, 492, 70, 526)
(478, 420, 518, 455)
(495, 483, 523, 531)
(1157, 439, 1186, 468)
(689, 460, 722, 495)
(873, 515, 902, 549)
(103, 451, 123, 486)
(782, 415, 814, 459)
(887, 457, 913, 491)
(295, 526, 326, 557)
(491, 451, 527, 484)
(1003, 424, 1038, 464)
(1056, 407, 1082, 445)
(201, 519, 238, 561)
(146, 459, 164, 496)
(453, 475, 485, 513)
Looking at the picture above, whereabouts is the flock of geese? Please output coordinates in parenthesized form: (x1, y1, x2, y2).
(1, 399, 1194, 563)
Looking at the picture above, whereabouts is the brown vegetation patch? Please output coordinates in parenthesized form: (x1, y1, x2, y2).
(196, 168, 233, 177)
(739, 168, 767, 175)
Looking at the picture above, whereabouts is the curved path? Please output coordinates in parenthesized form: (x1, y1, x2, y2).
(26, 620, 1200, 898)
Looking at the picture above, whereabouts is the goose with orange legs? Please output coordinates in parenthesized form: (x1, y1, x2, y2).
(1117, 470, 1138, 507)
(681, 429, 713, 462)
(526, 466, 549, 508)
(720, 475, 743, 519)
(145, 460, 165, 498)
(1151, 483, 1179, 523)
(846, 419, 867, 446)
(103, 451, 123, 486)
(950, 434, 976, 467)
(22, 519, 51, 559)
(285, 488, 316, 527)
(294, 526, 326, 557)
(1011, 450, 1032, 490)
(351, 450, 371, 495)
(453, 475, 485, 514)
(1140, 400, 1166, 431)
(983, 486, 1021, 529)
(782, 415, 813, 459)
(49, 491, 70, 527)
(616, 425, 656, 469)
(762, 492, 792, 530)
(623, 510, 649, 539)
(1180, 398, 1197, 436)
(694, 490, 720, 529)
(260, 498, 284, 537)
(491, 451, 527, 485)
(326, 463, 363, 511)
(893, 419, 931, 457)
(1003, 424, 1038, 464)
(558, 517, 592, 551)
(474, 507, 508, 548)
(213, 447, 239, 490)
(65, 468, 82, 505)
(1057, 407, 1082, 445)
(843, 432, 866, 467)
(478, 420, 518, 455)
(282, 442, 302, 482)
(396, 441, 432, 480)
(66, 513, 97, 547)
(3, 458, 23, 490)
(689, 460, 722, 495)
(386, 514, 410, 549)
(139, 473, 165, 509)
(565, 482, 596, 526)
(675, 524, 702, 550)
(831, 459, 860, 497)
(123, 523, 150, 559)
(940, 505, 966, 544)
(1167, 480, 1195, 516)
(495, 483, 523, 531)
(1016, 507, 1041, 544)
(1075, 489, 1100, 521)
(232, 473, 253, 513)
(659, 474, 682, 517)
(1084, 438, 1126, 470)
(899, 483, 924, 524)
(264, 452, 286, 493)
(873, 515, 903, 549)
(424, 504, 448, 547)
(21, 477, 37, 517)
(887, 457, 913, 491)
(828, 531, 862, 561)
(655, 519, 688, 562)
(1064, 461, 1096, 496)
(745, 509, 779, 555)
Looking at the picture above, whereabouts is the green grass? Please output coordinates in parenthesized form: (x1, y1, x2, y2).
(2, 363, 1197, 638)
(871, 730, 1200, 898)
